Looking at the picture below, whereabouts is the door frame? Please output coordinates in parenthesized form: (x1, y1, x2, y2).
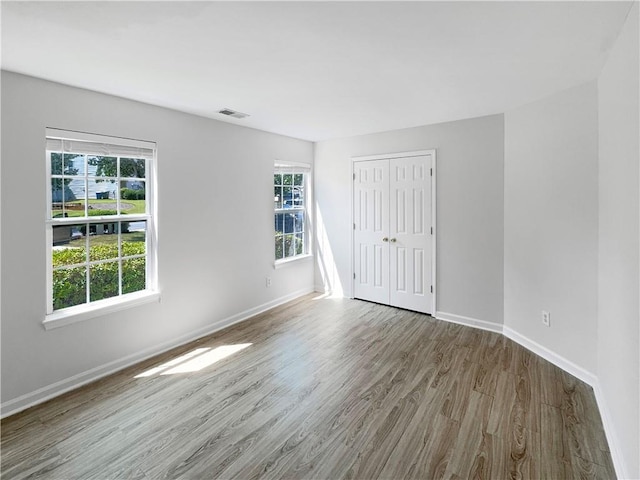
(350, 149, 437, 315)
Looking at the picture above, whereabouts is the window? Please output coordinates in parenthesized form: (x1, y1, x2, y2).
(45, 129, 157, 322)
(274, 163, 310, 262)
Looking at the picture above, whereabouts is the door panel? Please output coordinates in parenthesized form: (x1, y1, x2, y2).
(353, 160, 389, 304)
(389, 155, 432, 313)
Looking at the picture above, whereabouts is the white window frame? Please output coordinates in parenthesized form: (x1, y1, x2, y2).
(274, 162, 311, 267)
(44, 128, 159, 330)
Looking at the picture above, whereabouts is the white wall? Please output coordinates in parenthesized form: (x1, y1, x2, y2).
(597, 3, 639, 478)
(0, 72, 314, 415)
(504, 81, 599, 375)
(314, 115, 505, 327)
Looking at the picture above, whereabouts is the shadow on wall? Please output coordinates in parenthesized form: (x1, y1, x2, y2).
(315, 205, 344, 297)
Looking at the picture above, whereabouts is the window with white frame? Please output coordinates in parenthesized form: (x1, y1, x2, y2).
(274, 163, 309, 261)
(46, 129, 156, 317)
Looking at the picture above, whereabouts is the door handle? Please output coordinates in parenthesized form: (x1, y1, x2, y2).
(390, 238, 397, 243)
(382, 237, 389, 242)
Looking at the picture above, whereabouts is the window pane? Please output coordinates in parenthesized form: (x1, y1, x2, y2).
(286, 213, 296, 234)
(294, 233, 304, 255)
(120, 158, 146, 179)
(275, 234, 284, 260)
(90, 262, 120, 302)
(52, 225, 86, 263)
(64, 178, 88, 217)
(283, 186, 293, 208)
(53, 267, 86, 310)
(293, 186, 304, 207)
(274, 186, 283, 209)
(274, 173, 282, 186)
(122, 221, 146, 257)
(123, 257, 146, 294)
(293, 211, 305, 233)
(64, 153, 85, 176)
(120, 180, 146, 214)
(89, 224, 119, 261)
(51, 178, 87, 218)
(50, 152, 63, 175)
(294, 173, 303, 186)
(284, 234, 296, 258)
(88, 177, 118, 215)
(275, 213, 296, 234)
(88, 156, 117, 177)
(283, 174, 293, 186)
(51, 178, 65, 219)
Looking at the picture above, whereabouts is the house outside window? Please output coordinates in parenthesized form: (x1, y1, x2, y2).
(274, 163, 310, 262)
(45, 129, 157, 325)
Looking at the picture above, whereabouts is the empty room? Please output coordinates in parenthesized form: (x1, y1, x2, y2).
(1, 1, 638, 479)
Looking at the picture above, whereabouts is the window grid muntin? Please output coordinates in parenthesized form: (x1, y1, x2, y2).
(50, 219, 148, 311)
(274, 169, 308, 261)
(47, 136, 154, 315)
(48, 151, 148, 220)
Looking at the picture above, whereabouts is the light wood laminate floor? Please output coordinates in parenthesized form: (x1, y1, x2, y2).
(1, 295, 615, 479)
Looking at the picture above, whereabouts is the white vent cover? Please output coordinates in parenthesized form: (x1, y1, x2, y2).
(218, 108, 250, 119)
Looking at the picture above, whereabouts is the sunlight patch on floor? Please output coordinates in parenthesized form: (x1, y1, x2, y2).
(135, 343, 252, 378)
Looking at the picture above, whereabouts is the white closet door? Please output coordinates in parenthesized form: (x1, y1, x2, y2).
(353, 159, 390, 305)
(389, 155, 432, 313)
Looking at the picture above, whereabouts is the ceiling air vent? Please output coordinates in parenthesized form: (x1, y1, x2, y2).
(218, 108, 250, 119)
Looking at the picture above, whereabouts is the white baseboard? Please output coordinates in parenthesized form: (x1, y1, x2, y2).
(502, 325, 598, 387)
(435, 310, 503, 333)
(437, 314, 624, 478)
(2, 293, 628, 479)
(314, 283, 329, 293)
(591, 382, 630, 480)
(0, 287, 314, 419)
(502, 325, 625, 478)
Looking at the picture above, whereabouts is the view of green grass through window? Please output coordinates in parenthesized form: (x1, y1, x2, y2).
(48, 135, 154, 313)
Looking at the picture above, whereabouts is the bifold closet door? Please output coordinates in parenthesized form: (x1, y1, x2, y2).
(353, 159, 390, 305)
(353, 155, 432, 314)
(389, 155, 432, 313)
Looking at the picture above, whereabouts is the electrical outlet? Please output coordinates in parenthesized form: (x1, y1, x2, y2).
(542, 310, 550, 327)
(266, 276, 272, 288)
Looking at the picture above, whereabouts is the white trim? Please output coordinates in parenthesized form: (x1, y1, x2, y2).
(45, 127, 155, 151)
(350, 159, 355, 298)
(274, 253, 313, 269)
(592, 382, 629, 480)
(430, 151, 437, 315)
(314, 283, 329, 293)
(2, 287, 314, 418)
(47, 214, 150, 225)
(351, 149, 435, 162)
(502, 326, 598, 386)
(501, 324, 625, 478)
(274, 165, 311, 262)
(436, 312, 624, 478)
(43, 290, 161, 330)
(7, 284, 630, 479)
(45, 129, 158, 318)
(274, 160, 311, 170)
(435, 311, 503, 334)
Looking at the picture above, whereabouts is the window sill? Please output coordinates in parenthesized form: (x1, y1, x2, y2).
(274, 253, 313, 269)
(43, 290, 161, 330)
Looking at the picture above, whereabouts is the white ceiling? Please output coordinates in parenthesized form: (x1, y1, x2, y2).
(1, 1, 633, 141)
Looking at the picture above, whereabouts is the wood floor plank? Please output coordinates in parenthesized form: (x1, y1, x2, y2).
(0, 296, 615, 479)
(540, 403, 573, 479)
(443, 389, 494, 479)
